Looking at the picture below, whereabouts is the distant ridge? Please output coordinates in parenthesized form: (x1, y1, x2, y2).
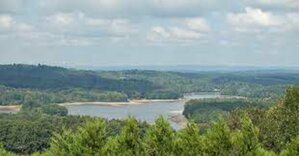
(69, 64, 299, 73)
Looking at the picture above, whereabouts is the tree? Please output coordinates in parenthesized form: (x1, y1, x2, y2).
(230, 115, 261, 155)
(103, 117, 144, 155)
(175, 122, 204, 155)
(45, 119, 107, 156)
(144, 116, 176, 156)
(39, 104, 68, 116)
(203, 119, 233, 155)
(259, 86, 299, 152)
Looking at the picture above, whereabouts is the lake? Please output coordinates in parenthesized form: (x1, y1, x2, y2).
(65, 92, 231, 129)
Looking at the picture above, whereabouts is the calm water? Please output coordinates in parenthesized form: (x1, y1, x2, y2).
(66, 92, 227, 129)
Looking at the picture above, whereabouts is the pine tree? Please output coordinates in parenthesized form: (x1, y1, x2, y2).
(103, 117, 144, 155)
(231, 115, 261, 155)
(175, 122, 204, 155)
(144, 116, 176, 156)
(203, 119, 232, 156)
(44, 119, 107, 156)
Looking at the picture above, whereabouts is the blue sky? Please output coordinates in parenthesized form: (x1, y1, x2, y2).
(0, 0, 298, 67)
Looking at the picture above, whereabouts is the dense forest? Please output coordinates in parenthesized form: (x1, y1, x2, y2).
(0, 64, 298, 155)
(183, 98, 271, 124)
(0, 112, 148, 154)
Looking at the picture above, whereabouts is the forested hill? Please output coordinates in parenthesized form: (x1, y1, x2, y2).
(0, 64, 156, 93)
(1, 64, 299, 100)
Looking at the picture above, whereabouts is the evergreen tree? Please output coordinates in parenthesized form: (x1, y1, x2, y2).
(231, 115, 261, 155)
(45, 119, 107, 156)
(175, 122, 204, 155)
(103, 117, 144, 155)
(144, 116, 176, 156)
(203, 119, 232, 155)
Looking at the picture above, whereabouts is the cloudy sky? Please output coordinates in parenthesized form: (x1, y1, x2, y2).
(0, 0, 298, 67)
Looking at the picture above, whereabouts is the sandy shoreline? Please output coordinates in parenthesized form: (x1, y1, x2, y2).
(58, 99, 182, 106)
(0, 105, 21, 112)
(168, 110, 188, 127)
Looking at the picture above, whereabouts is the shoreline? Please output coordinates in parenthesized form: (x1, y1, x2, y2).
(58, 94, 245, 107)
(58, 99, 182, 107)
(168, 110, 188, 128)
(0, 105, 21, 112)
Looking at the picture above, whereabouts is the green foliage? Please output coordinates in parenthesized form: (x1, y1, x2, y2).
(44, 117, 148, 156)
(220, 82, 287, 98)
(104, 117, 144, 155)
(279, 137, 299, 156)
(39, 104, 68, 116)
(1, 64, 298, 105)
(282, 86, 299, 140)
(183, 98, 263, 124)
(0, 64, 156, 93)
(203, 119, 233, 155)
(0, 85, 128, 106)
(0, 65, 298, 155)
(228, 108, 267, 130)
(230, 115, 260, 155)
(143, 116, 176, 156)
(144, 91, 182, 99)
(46, 119, 108, 156)
(175, 122, 204, 155)
(0, 112, 88, 154)
(181, 86, 299, 155)
(0, 145, 15, 156)
(41, 115, 282, 156)
(256, 86, 299, 152)
(20, 85, 298, 155)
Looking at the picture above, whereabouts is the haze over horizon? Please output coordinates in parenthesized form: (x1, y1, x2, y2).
(1, 0, 299, 67)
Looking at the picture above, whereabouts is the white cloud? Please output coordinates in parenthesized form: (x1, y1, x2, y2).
(109, 19, 136, 34)
(43, 12, 136, 35)
(186, 18, 210, 32)
(228, 7, 282, 27)
(85, 18, 110, 27)
(170, 27, 202, 41)
(147, 26, 203, 43)
(15, 23, 34, 32)
(0, 15, 35, 32)
(44, 13, 79, 29)
(0, 15, 13, 29)
(147, 17, 210, 43)
(227, 7, 299, 32)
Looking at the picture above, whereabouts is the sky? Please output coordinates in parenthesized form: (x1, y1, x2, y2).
(0, 0, 299, 67)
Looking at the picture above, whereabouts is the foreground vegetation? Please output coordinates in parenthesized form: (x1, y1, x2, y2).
(0, 112, 148, 154)
(0, 86, 297, 155)
(44, 86, 299, 155)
